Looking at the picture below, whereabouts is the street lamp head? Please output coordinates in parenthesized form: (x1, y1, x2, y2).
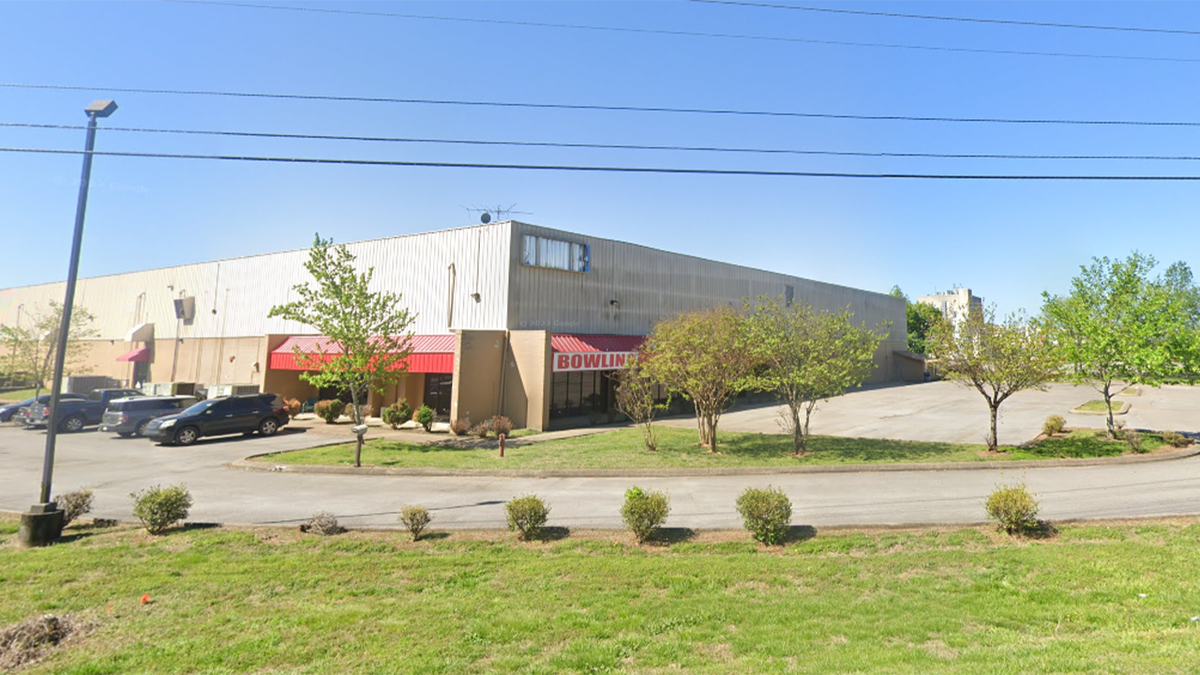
(84, 100, 118, 118)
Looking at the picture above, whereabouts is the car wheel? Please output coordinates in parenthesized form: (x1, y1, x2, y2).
(60, 415, 85, 433)
(258, 418, 279, 437)
(174, 426, 199, 446)
(134, 420, 149, 437)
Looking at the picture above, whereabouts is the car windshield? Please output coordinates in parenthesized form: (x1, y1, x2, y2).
(180, 399, 221, 415)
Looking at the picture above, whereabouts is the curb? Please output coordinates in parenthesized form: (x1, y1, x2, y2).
(1072, 401, 1131, 415)
(230, 446, 1200, 479)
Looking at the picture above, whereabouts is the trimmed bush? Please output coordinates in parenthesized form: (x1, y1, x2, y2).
(399, 505, 432, 541)
(506, 495, 550, 541)
(470, 420, 491, 439)
(381, 401, 411, 429)
(130, 484, 192, 535)
(449, 418, 470, 436)
(351, 403, 372, 423)
(735, 486, 792, 545)
(415, 405, 435, 432)
(314, 399, 346, 424)
(1123, 429, 1145, 453)
(621, 486, 670, 543)
(985, 483, 1039, 535)
(1161, 431, 1191, 448)
(1043, 414, 1066, 436)
(301, 512, 345, 536)
(54, 489, 94, 528)
(282, 397, 302, 416)
(491, 415, 514, 438)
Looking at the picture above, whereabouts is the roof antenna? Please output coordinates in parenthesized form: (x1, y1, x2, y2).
(464, 204, 531, 224)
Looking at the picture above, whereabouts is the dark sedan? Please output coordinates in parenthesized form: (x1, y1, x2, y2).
(145, 394, 289, 446)
(0, 393, 86, 423)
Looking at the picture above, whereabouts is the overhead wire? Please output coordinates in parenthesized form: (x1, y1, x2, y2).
(159, 0, 1200, 64)
(4, 146, 1200, 180)
(687, 0, 1200, 37)
(4, 120, 1200, 162)
(5, 82, 1200, 128)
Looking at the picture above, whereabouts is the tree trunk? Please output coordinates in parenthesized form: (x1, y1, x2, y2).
(988, 404, 999, 453)
(1102, 385, 1116, 439)
(709, 415, 719, 454)
(350, 388, 363, 468)
(789, 403, 803, 456)
(642, 421, 657, 451)
(800, 402, 815, 455)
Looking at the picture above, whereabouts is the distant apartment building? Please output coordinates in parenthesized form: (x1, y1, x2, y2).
(917, 288, 983, 325)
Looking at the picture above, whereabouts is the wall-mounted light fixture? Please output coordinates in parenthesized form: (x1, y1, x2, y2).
(609, 299, 620, 308)
(470, 292, 481, 302)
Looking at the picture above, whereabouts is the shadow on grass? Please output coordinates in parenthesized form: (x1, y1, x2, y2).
(418, 531, 452, 541)
(533, 526, 571, 542)
(180, 522, 222, 531)
(646, 527, 697, 545)
(1019, 431, 1126, 459)
(1024, 520, 1058, 540)
(785, 525, 818, 544)
(716, 433, 963, 463)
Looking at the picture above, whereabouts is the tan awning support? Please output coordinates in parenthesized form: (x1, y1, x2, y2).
(127, 322, 155, 342)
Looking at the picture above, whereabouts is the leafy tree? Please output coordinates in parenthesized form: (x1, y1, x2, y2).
(268, 235, 416, 466)
(929, 308, 1061, 452)
(1042, 253, 1200, 438)
(1, 301, 97, 398)
(613, 351, 665, 451)
(889, 285, 943, 355)
(744, 296, 885, 455)
(641, 304, 754, 453)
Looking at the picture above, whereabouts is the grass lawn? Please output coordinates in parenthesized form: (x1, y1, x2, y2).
(256, 426, 1169, 471)
(1075, 400, 1122, 413)
(0, 387, 40, 403)
(3, 517, 1199, 674)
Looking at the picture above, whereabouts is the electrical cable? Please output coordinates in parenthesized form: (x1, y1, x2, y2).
(4, 146, 1200, 180)
(4, 82, 1200, 128)
(4, 121, 1200, 162)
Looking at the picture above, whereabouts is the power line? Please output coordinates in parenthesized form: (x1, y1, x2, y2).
(5, 82, 1200, 128)
(5, 146, 1200, 180)
(688, 0, 1200, 37)
(161, 0, 1200, 65)
(5, 121, 1200, 162)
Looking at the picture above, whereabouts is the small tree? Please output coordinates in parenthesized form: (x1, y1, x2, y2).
(613, 352, 664, 451)
(641, 305, 754, 453)
(929, 308, 1061, 453)
(268, 235, 417, 466)
(1, 301, 97, 398)
(1042, 253, 1200, 438)
(890, 286, 943, 355)
(744, 296, 885, 455)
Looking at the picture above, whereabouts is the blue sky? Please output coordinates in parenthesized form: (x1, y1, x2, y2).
(2, 0, 1200, 316)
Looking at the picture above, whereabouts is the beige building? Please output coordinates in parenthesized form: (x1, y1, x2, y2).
(1, 221, 907, 430)
(917, 288, 983, 326)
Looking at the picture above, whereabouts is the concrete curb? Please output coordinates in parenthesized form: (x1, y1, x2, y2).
(230, 446, 1200, 478)
(1072, 401, 1131, 415)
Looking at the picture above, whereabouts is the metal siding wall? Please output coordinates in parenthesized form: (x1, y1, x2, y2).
(507, 222, 905, 344)
(0, 223, 512, 340)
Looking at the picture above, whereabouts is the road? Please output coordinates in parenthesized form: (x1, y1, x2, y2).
(2, 421, 1199, 531)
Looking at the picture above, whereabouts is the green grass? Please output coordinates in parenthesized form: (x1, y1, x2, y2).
(3, 517, 1200, 674)
(0, 387, 40, 403)
(1075, 400, 1117, 413)
(258, 426, 1170, 471)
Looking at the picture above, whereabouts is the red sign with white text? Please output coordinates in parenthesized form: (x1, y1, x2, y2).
(553, 351, 637, 372)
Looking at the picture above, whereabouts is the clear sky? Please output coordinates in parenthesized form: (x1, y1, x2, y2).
(2, 0, 1199, 316)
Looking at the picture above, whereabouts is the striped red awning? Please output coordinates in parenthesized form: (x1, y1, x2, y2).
(269, 335, 455, 374)
(116, 347, 151, 363)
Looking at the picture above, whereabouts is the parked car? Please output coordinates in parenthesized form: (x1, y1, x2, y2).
(1, 393, 87, 423)
(23, 388, 144, 432)
(144, 394, 289, 446)
(100, 395, 198, 437)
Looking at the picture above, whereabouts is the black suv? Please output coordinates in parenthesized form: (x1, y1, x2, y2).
(100, 395, 198, 437)
(144, 394, 289, 446)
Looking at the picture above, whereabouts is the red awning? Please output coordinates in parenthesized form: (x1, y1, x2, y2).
(116, 347, 151, 363)
(550, 334, 645, 372)
(269, 335, 455, 374)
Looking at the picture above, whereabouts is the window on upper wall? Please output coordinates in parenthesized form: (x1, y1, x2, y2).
(522, 234, 590, 273)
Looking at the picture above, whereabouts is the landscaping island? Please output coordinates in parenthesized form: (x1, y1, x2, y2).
(2, 516, 1199, 673)
(252, 426, 1179, 471)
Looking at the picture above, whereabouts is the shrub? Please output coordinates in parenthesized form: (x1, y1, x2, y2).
(130, 484, 192, 535)
(1123, 429, 1145, 453)
(449, 418, 471, 436)
(1161, 431, 1191, 448)
(314, 399, 346, 424)
(54, 489, 93, 528)
(351, 403, 372, 423)
(470, 420, 491, 439)
(735, 486, 792, 545)
(491, 415, 514, 438)
(985, 483, 1039, 535)
(381, 401, 412, 429)
(415, 405, 435, 432)
(506, 495, 550, 541)
(621, 486, 670, 543)
(1042, 414, 1066, 436)
(301, 512, 345, 536)
(282, 397, 302, 416)
(399, 505, 432, 541)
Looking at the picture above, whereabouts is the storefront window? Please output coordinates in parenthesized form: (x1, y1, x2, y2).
(550, 370, 610, 419)
(423, 374, 453, 417)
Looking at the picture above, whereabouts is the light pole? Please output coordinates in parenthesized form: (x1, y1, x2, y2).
(18, 99, 117, 548)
